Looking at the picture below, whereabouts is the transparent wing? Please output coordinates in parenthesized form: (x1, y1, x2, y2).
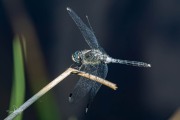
(67, 7, 101, 50)
(69, 63, 108, 104)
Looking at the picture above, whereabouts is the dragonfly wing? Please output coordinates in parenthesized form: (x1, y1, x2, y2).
(86, 63, 108, 112)
(89, 63, 108, 102)
(69, 63, 108, 104)
(67, 7, 101, 50)
(69, 64, 97, 103)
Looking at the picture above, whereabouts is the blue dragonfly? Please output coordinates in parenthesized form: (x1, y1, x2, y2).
(67, 7, 151, 113)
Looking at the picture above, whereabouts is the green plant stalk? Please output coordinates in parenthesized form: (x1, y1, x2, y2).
(9, 36, 25, 120)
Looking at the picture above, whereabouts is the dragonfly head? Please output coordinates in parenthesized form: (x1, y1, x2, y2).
(72, 51, 82, 63)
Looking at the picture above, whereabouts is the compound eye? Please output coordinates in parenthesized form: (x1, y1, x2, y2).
(72, 51, 81, 63)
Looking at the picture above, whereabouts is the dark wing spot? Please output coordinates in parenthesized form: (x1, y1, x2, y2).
(69, 93, 73, 103)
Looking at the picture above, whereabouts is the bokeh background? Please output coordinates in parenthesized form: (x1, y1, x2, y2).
(1, 0, 180, 120)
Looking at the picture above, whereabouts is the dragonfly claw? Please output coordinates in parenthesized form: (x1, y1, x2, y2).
(85, 104, 89, 113)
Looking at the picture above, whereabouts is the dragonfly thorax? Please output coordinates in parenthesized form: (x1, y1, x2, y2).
(72, 49, 109, 64)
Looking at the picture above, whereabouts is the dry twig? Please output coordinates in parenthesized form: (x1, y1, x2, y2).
(4, 68, 117, 120)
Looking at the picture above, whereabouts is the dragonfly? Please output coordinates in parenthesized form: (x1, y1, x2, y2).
(67, 7, 151, 113)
